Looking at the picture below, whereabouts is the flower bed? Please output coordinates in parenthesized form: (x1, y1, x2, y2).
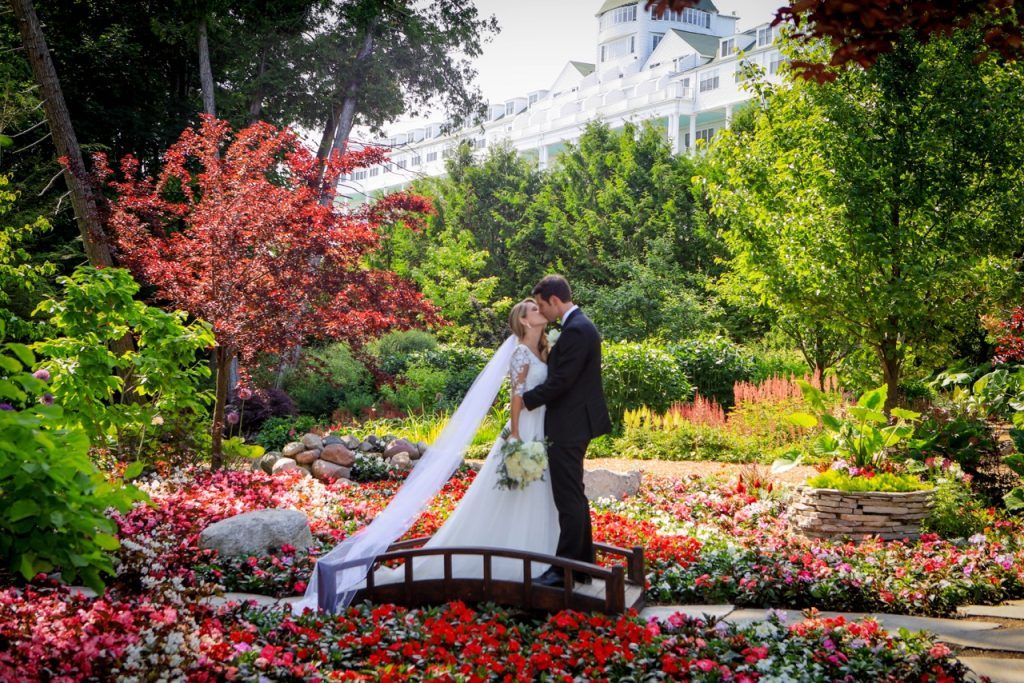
(1, 467, 1022, 678)
(0, 590, 979, 681)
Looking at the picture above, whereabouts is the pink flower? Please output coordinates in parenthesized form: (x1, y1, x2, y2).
(237, 387, 253, 401)
(226, 411, 240, 425)
(39, 393, 54, 406)
(33, 369, 50, 381)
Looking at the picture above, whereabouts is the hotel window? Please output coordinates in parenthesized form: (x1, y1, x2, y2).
(528, 93, 539, 105)
(734, 59, 751, 82)
(683, 7, 710, 28)
(472, 138, 486, 150)
(369, 167, 379, 177)
(411, 155, 421, 167)
(600, 4, 637, 28)
(396, 159, 407, 169)
(720, 38, 735, 57)
(695, 127, 715, 144)
(353, 170, 367, 180)
(757, 26, 775, 47)
(600, 35, 636, 62)
(506, 102, 515, 115)
(768, 52, 787, 74)
(699, 69, 719, 92)
(426, 151, 438, 162)
(652, 33, 664, 50)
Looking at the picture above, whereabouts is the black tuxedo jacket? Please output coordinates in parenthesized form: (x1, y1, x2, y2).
(522, 308, 612, 444)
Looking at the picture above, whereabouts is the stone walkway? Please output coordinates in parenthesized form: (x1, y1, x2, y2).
(642, 602, 1024, 683)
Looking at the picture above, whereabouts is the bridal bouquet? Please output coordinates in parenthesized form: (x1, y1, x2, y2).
(496, 434, 548, 491)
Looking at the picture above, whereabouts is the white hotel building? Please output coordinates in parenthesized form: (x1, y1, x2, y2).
(341, 0, 783, 202)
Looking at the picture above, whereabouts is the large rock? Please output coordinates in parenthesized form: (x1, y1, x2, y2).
(321, 443, 356, 467)
(294, 449, 320, 465)
(358, 440, 376, 453)
(415, 442, 430, 460)
(257, 451, 282, 474)
(584, 469, 641, 501)
(282, 441, 305, 458)
(312, 459, 351, 482)
(271, 457, 300, 474)
(341, 435, 361, 450)
(390, 452, 413, 471)
(323, 435, 344, 447)
(384, 438, 417, 459)
(199, 509, 312, 557)
(301, 433, 323, 450)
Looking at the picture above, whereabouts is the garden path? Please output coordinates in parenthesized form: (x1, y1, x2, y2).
(582, 457, 818, 486)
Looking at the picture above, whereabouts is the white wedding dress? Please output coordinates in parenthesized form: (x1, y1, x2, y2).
(369, 343, 560, 584)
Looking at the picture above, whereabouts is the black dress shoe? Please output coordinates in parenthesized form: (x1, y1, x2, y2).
(534, 569, 564, 587)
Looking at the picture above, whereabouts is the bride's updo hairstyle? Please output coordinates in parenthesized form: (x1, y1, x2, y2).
(509, 298, 550, 360)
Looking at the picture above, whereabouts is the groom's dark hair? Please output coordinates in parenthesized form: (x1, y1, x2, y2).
(533, 275, 572, 303)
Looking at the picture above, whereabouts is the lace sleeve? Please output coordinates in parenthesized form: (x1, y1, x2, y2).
(509, 345, 531, 397)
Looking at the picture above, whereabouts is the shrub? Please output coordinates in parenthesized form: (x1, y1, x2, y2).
(602, 341, 691, 420)
(0, 321, 149, 591)
(610, 421, 759, 462)
(235, 387, 297, 435)
(381, 344, 491, 412)
(254, 415, 321, 451)
(32, 267, 214, 459)
(281, 343, 373, 417)
(668, 336, 754, 407)
(745, 345, 808, 382)
(350, 455, 393, 482)
(923, 478, 994, 539)
(369, 330, 438, 376)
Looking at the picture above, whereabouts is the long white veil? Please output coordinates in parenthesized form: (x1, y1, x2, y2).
(292, 335, 517, 614)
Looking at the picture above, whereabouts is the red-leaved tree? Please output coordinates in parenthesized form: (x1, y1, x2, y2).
(95, 115, 439, 468)
(995, 307, 1024, 364)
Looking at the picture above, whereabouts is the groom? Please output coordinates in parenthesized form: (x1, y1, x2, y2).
(523, 275, 611, 587)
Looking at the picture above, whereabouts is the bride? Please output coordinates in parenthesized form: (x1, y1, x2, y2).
(293, 299, 560, 613)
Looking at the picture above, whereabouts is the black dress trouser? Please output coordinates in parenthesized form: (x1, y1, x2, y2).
(547, 442, 594, 567)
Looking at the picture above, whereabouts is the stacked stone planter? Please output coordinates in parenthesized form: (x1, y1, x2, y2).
(789, 486, 934, 541)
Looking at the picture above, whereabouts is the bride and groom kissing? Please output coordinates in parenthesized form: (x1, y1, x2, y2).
(296, 274, 612, 612)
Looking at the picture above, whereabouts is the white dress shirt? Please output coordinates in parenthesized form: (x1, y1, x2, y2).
(560, 304, 579, 327)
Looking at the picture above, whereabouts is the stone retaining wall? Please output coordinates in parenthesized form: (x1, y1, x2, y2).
(789, 486, 934, 541)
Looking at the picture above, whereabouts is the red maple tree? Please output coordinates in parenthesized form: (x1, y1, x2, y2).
(646, 0, 1023, 81)
(995, 307, 1024, 364)
(95, 115, 439, 468)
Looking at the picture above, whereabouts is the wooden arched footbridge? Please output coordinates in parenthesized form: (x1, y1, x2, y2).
(317, 538, 645, 615)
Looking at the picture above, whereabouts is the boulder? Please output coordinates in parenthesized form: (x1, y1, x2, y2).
(358, 441, 376, 453)
(301, 433, 323, 450)
(282, 441, 305, 458)
(257, 451, 282, 474)
(323, 435, 344, 446)
(416, 442, 430, 459)
(366, 434, 379, 446)
(271, 457, 300, 474)
(390, 453, 413, 471)
(294, 449, 319, 465)
(199, 509, 312, 557)
(584, 469, 641, 501)
(384, 438, 418, 460)
(321, 443, 356, 467)
(312, 460, 351, 482)
(341, 435, 361, 450)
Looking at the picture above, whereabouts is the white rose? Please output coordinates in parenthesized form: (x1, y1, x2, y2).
(547, 329, 560, 347)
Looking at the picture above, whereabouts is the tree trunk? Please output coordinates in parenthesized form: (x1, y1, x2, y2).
(198, 17, 216, 116)
(877, 338, 902, 414)
(314, 22, 378, 187)
(247, 45, 268, 124)
(210, 345, 233, 470)
(9, 0, 113, 267)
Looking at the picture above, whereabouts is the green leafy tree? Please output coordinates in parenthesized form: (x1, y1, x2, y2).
(0, 175, 54, 340)
(524, 121, 720, 340)
(703, 30, 1024, 410)
(34, 267, 214, 458)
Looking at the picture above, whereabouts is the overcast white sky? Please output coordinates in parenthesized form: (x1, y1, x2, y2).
(374, 0, 780, 132)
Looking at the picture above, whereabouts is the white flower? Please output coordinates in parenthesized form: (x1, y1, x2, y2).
(547, 329, 560, 347)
